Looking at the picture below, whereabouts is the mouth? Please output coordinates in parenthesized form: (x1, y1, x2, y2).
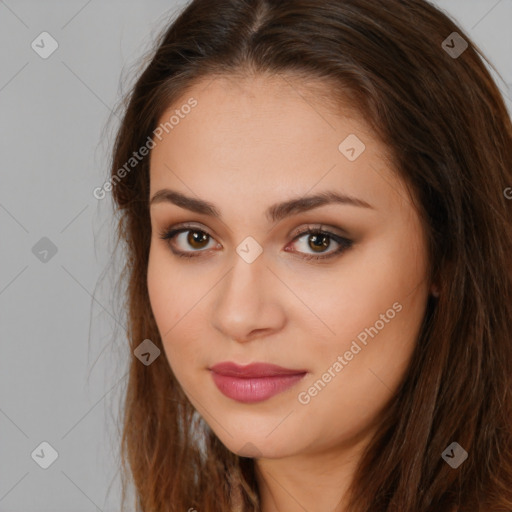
(209, 362, 308, 403)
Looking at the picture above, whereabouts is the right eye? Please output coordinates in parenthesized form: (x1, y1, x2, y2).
(158, 226, 219, 258)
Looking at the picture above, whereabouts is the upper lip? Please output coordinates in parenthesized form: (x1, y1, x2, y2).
(209, 361, 307, 378)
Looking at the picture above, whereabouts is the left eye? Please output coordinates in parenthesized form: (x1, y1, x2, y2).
(289, 229, 352, 261)
(158, 226, 353, 261)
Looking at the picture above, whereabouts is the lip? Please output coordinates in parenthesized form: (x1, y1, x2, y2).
(209, 362, 307, 403)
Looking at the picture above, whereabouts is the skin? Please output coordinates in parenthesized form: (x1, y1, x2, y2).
(147, 73, 434, 511)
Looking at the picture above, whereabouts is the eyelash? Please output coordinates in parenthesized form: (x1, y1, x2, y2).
(157, 223, 353, 262)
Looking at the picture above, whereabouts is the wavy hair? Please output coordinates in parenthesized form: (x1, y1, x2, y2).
(107, 0, 512, 510)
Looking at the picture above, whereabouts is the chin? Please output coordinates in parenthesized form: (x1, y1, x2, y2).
(213, 427, 303, 460)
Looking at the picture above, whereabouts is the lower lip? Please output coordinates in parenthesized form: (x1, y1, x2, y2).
(210, 371, 307, 403)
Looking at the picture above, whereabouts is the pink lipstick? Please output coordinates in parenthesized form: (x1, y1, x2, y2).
(209, 362, 307, 403)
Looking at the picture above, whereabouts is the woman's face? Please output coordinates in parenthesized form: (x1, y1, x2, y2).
(147, 74, 431, 459)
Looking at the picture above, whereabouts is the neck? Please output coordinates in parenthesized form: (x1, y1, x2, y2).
(254, 433, 371, 512)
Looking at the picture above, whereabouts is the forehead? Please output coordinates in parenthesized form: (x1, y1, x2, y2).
(149, 73, 408, 214)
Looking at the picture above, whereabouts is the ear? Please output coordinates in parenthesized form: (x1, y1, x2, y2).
(430, 283, 440, 297)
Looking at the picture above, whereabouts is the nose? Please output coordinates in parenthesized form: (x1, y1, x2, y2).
(211, 250, 286, 343)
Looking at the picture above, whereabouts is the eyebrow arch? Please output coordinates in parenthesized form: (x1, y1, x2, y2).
(150, 188, 375, 224)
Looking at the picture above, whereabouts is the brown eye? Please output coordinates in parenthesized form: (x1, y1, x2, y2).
(159, 227, 218, 258)
(306, 233, 331, 253)
(186, 230, 210, 249)
(159, 224, 353, 262)
(288, 228, 353, 261)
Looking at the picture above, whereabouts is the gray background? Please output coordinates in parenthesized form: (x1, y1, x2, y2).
(1, 1, 511, 511)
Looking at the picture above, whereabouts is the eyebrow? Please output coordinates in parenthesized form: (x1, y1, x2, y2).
(150, 188, 375, 224)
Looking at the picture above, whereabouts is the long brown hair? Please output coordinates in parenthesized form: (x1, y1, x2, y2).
(106, 0, 512, 510)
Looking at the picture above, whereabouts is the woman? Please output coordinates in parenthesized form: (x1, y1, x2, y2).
(107, 0, 512, 510)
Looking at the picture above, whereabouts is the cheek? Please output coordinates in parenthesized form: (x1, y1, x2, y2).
(303, 243, 425, 353)
(147, 250, 177, 332)
(298, 228, 428, 395)
(294, 284, 426, 447)
(147, 247, 213, 387)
